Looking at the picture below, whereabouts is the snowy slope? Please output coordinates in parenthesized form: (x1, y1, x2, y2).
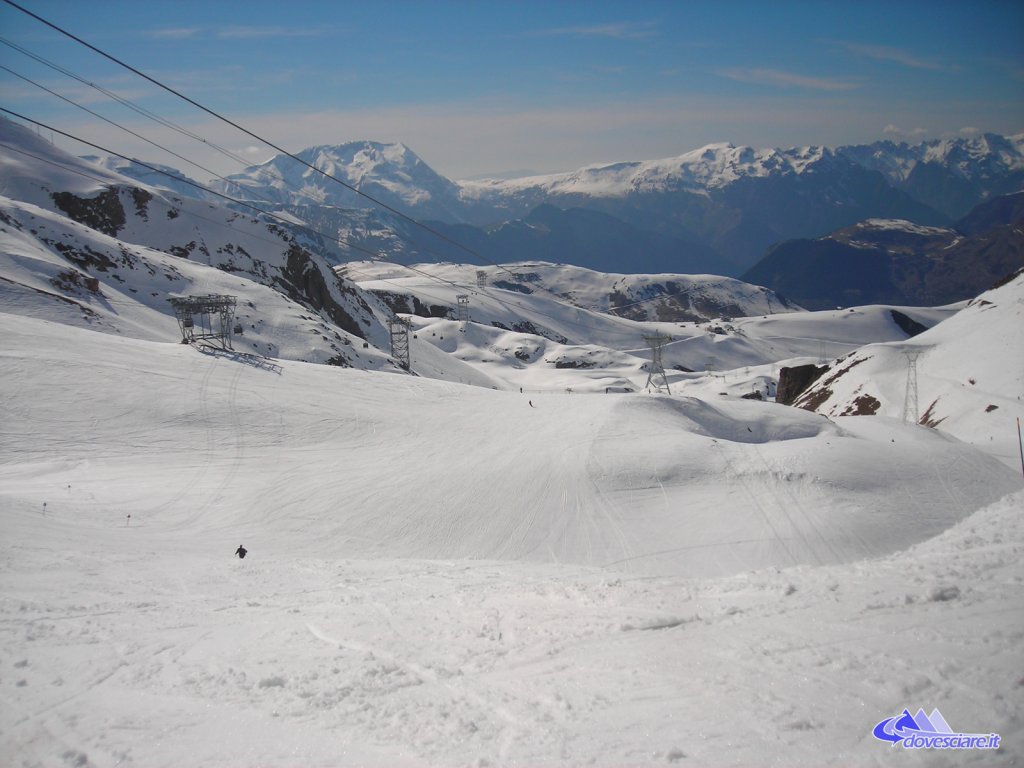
(0, 116, 400, 369)
(4, 310, 1020, 574)
(82, 153, 223, 203)
(351, 259, 802, 321)
(1, 309, 1022, 766)
(792, 270, 1024, 470)
(347, 258, 959, 393)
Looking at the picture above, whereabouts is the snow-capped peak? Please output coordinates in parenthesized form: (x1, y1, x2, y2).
(212, 139, 464, 217)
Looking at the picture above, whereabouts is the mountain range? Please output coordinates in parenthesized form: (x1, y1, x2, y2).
(0, 114, 957, 388)
(91, 132, 1024, 293)
(742, 192, 1024, 309)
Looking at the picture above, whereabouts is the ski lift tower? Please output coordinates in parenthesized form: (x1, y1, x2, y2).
(902, 348, 923, 424)
(389, 315, 411, 371)
(456, 294, 471, 323)
(643, 333, 673, 394)
(168, 294, 240, 350)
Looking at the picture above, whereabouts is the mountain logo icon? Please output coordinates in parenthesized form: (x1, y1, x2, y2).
(871, 707, 1000, 750)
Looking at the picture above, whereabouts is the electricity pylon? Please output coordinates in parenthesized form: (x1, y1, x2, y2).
(902, 349, 922, 424)
(643, 333, 672, 394)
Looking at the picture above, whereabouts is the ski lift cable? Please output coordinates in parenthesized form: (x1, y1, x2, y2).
(0, 62, 292, 213)
(0, 108, 660, 346)
(0, 108, 487, 309)
(0, 133, 475, 314)
(2, 0, 623, 327)
(0, 0, 532, 285)
(0, 7, 682, 334)
(0, 35, 255, 170)
(0, 33, 385, 210)
(0, 33, 552, 305)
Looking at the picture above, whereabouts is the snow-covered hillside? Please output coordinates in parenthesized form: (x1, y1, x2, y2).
(82, 153, 223, 204)
(347, 258, 959, 392)
(791, 270, 1024, 471)
(0, 117, 399, 369)
(1, 307, 1021, 766)
(351, 260, 802, 321)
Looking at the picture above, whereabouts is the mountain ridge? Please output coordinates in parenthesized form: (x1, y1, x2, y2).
(83, 132, 1024, 281)
(741, 191, 1024, 309)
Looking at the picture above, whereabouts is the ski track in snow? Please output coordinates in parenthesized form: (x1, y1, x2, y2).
(1, 310, 1023, 765)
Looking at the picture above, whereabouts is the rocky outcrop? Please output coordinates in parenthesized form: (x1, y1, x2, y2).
(776, 364, 829, 405)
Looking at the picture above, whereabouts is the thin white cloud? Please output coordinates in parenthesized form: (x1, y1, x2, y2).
(217, 26, 328, 40)
(838, 41, 945, 71)
(884, 124, 928, 137)
(147, 27, 203, 40)
(718, 68, 860, 91)
(531, 21, 658, 40)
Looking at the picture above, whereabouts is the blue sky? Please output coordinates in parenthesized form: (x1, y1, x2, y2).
(1, 0, 1022, 179)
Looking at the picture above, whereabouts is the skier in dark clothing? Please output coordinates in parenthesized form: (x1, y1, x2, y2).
(235, 544, 247, 559)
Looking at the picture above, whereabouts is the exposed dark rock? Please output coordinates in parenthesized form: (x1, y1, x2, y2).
(130, 188, 152, 221)
(842, 394, 881, 415)
(371, 290, 449, 319)
(46, 240, 119, 272)
(51, 269, 101, 296)
(920, 398, 947, 428)
(51, 187, 126, 237)
(890, 310, 929, 337)
(510, 320, 568, 344)
(554, 359, 595, 369)
(492, 280, 533, 294)
(793, 356, 871, 412)
(776, 364, 829, 405)
(276, 244, 365, 339)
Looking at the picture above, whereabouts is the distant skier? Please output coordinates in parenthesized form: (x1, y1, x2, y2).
(529, 400, 535, 408)
(235, 544, 247, 559)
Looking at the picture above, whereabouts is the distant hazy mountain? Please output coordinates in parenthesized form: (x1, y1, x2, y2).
(211, 141, 469, 223)
(741, 192, 1024, 309)
(837, 133, 1024, 219)
(83, 133, 1024, 283)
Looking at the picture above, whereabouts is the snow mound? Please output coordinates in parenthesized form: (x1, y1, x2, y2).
(2, 311, 1019, 580)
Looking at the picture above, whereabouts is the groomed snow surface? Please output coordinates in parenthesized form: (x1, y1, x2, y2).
(2, 310, 1022, 767)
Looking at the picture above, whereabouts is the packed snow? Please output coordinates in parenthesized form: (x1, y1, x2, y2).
(2, 305, 1022, 767)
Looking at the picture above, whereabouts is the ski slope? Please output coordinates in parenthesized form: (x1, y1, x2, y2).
(2, 308, 1022, 766)
(351, 264, 959, 393)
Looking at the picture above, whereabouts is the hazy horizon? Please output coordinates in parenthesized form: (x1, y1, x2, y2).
(1, 0, 1022, 181)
